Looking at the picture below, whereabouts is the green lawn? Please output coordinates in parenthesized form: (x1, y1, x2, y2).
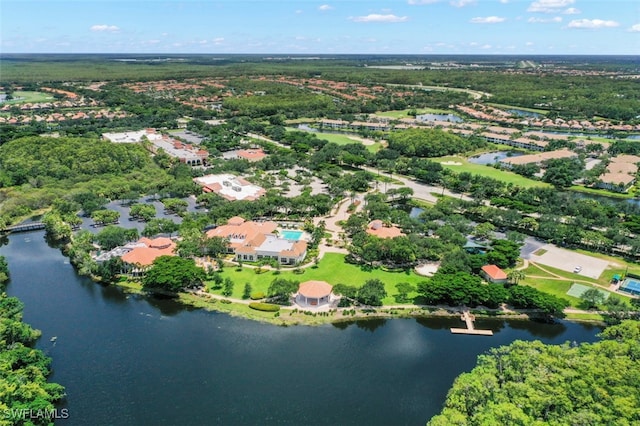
(434, 156, 551, 188)
(375, 108, 452, 119)
(487, 103, 549, 115)
(4, 91, 54, 104)
(522, 261, 631, 308)
(211, 253, 425, 305)
(569, 185, 636, 200)
(521, 276, 583, 307)
(285, 127, 381, 153)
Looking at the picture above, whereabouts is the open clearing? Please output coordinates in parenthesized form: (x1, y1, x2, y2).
(435, 156, 551, 188)
(529, 244, 610, 279)
(3, 91, 54, 104)
(214, 253, 424, 305)
(289, 128, 382, 153)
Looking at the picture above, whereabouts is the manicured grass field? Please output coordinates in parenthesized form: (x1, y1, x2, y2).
(211, 253, 424, 305)
(564, 312, 605, 322)
(4, 91, 54, 104)
(434, 156, 551, 188)
(375, 108, 452, 119)
(521, 275, 583, 307)
(487, 103, 548, 115)
(569, 185, 636, 200)
(286, 127, 381, 153)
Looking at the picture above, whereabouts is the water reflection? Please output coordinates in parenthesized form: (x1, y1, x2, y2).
(354, 318, 387, 332)
(0, 232, 605, 426)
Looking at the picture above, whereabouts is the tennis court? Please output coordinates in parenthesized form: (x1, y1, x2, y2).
(566, 283, 610, 300)
(619, 278, 640, 296)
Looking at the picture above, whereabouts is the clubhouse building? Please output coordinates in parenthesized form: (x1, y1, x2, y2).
(207, 217, 307, 265)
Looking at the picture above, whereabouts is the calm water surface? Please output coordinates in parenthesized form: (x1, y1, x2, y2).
(0, 232, 602, 426)
(468, 151, 523, 165)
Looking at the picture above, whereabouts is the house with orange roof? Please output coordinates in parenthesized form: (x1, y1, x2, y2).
(596, 155, 639, 193)
(193, 174, 266, 201)
(206, 217, 307, 265)
(120, 237, 177, 276)
(480, 264, 508, 284)
(221, 148, 267, 162)
(366, 220, 405, 239)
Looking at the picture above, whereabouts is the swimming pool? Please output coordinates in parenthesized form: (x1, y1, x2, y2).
(620, 278, 640, 296)
(280, 230, 304, 240)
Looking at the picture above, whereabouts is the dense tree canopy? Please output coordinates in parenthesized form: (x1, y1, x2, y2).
(386, 128, 479, 158)
(428, 321, 640, 425)
(142, 256, 205, 292)
(0, 258, 65, 424)
(0, 136, 153, 187)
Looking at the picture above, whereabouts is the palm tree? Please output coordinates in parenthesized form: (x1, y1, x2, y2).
(508, 270, 526, 285)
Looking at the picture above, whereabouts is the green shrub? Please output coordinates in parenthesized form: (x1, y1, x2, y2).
(250, 291, 266, 300)
(249, 302, 281, 312)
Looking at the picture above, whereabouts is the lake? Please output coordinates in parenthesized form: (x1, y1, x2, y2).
(416, 113, 463, 123)
(0, 232, 603, 425)
(507, 108, 543, 119)
(468, 151, 523, 165)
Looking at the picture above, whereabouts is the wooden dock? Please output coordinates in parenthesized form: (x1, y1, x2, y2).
(1, 222, 45, 234)
(450, 310, 493, 336)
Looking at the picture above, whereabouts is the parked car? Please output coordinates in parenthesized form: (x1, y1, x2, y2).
(573, 266, 582, 273)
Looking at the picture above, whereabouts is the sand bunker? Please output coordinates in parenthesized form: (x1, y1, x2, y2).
(415, 262, 440, 277)
(441, 161, 462, 166)
(347, 136, 375, 146)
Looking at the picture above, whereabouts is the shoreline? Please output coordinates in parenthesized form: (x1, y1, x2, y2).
(112, 280, 606, 327)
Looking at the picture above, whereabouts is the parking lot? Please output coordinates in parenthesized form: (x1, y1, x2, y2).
(529, 244, 610, 279)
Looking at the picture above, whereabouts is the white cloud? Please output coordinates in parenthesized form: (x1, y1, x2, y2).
(90, 24, 120, 32)
(563, 7, 580, 14)
(318, 4, 333, 11)
(528, 16, 562, 23)
(450, 0, 476, 7)
(481, 44, 492, 49)
(499, 0, 510, 3)
(470, 16, 505, 24)
(213, 37, 225, 45)
(408, 0, 439, 4)
(527, 0, 574, 13)
(526, 41, 534, 46)
(568, 19, 619, 29)
(628, 23, 640, 32)
(350, 14, 409, 23)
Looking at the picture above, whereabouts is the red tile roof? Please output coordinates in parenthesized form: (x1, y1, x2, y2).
(121, 238, 176, 266)
(366, 220, 405, 239)
(481, 264, 508, 281)
(298, 281, 333, 298)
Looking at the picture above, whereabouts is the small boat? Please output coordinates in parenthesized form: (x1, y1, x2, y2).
(50, 336, 57, 342)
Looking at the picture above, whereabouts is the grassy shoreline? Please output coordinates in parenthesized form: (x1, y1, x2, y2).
(110, 279, 605, 327)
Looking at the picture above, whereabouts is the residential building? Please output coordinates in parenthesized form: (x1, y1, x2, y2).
(193, 174, 266, 201)
(596, 155, 640, 192)
(221, 148, 267, 162)
(120, 237, 177, 276)
(500, 148, 577, 168)
(206, 217, 307, 265)
(366, 220, 404, 239)
(480, 264, 508, 284)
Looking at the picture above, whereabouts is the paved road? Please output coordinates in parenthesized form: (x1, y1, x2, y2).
(361, 165, 472, 203)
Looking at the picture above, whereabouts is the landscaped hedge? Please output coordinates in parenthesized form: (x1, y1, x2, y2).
(249, 302, 280, 312)
(250, 292, 266, 300)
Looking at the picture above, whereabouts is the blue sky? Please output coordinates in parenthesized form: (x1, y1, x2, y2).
(2, 0, 639, 54)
